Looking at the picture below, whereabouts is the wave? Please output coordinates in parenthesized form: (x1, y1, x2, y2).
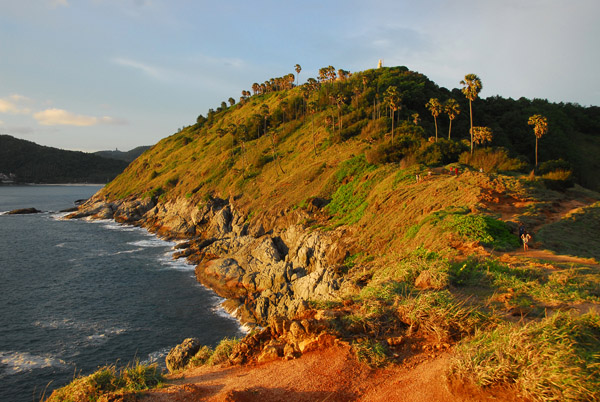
(128, 238, 171, 248)
(0, 351, 68, 376)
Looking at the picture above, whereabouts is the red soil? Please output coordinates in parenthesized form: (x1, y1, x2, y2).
(140, 345, 521, 402)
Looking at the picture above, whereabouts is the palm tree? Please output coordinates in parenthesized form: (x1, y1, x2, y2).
(412, 113, 420, 126)
(308, 101, 318, 156)
(471, 126, 493, 147)
(444, 99, 461, 139)
(425, 98, 442, 141)
(384, 86, 401, 144)
(294, 64, 301, 86)
(528, 114, 548, 166)
(460, 74, 483, 154)
(335, 93, 346, 133)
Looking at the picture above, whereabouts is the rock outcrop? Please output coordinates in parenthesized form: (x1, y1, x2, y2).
(68, 195, 351, 326)
(165, 337, 201, 373)
(7, 207, 42, 214)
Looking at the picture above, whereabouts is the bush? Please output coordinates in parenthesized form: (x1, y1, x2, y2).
(353, 339, 389, 367)
(416, 138, 465, 166)
(459, 147, 527, 172)
(206, 337, 240, 366)
(445, 213, 520, 251)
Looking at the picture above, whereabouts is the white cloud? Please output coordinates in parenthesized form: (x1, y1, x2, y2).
(0, 94, 32, 115)
(48, 0, 69, 8)
(113, 57, 162, 79)
(33, 108, 122, 126)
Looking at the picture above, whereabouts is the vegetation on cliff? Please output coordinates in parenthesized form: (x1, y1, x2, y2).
(56, 65, 600, 401)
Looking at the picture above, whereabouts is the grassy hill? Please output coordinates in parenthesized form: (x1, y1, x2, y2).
(60, 66, 600, 401)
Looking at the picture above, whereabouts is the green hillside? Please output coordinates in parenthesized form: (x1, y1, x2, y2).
(81, 66, 600, 401)
(0, 134, 129, 183)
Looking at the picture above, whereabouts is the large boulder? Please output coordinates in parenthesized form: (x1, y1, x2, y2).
(165, 338, 201, 373)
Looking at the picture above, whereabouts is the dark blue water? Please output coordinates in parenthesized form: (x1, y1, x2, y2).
(0, 185, 244, 402)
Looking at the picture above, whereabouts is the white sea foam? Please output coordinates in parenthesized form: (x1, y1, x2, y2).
(0, 351, 68, 376)
(128, 238, 169, 248)
(158, 253, 196, 271)
(142, 347, 171, 367)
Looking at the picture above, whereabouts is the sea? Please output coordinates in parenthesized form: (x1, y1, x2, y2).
(0, 185, 245, 402)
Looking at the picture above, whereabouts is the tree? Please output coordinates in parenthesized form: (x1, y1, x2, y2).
(335, 93, 346, 133)
(444, 99, 461, 139)
(308, 101, 318, 156)
(528, 114, 548, 166)
(460, 74, 483, 154)
(471, 126, 493, 147)
(228, 97, 236, 107)
(412, 113, 420, 126)
(295, 64, 301, 86)
(384, 86, 401, 144)
(425, 98, 442, 141)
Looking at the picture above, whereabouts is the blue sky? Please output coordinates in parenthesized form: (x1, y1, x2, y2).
(1, 0, 598, 152)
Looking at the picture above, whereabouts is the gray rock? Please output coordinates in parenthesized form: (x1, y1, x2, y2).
(166, 338, 201, 373)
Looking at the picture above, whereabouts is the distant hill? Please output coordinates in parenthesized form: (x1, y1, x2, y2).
(0, 134, 129, 184)
(94, 146, 151, 163)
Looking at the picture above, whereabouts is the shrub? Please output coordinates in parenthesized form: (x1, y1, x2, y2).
(353, 339, 389, 367)
(206, 337, 240, 366)
(445, 213, 520, 251)
(459, 147, 527, 172)
(416, 138, 465, 166)
(397, 290, 487, 341)
(188, 345, 214, 367)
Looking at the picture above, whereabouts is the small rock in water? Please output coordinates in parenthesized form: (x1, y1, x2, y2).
(7, 208, 42, 215)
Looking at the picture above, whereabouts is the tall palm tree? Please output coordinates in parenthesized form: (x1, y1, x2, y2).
(460, 74, 483, 154)
(384, 86, 401, 145)
(444, 99, 461, 139)
(308, 100, 318, 156)
(294, 64, 301, 86)
(425, 98, 442, 141)
(528, 114, 548, 166)
(472, 126, 493, 147)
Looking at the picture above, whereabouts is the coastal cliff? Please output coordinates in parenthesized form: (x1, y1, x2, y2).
(68, 195, 351, 327)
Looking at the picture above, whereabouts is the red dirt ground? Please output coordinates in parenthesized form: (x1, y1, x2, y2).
(139, 345, 524, 402)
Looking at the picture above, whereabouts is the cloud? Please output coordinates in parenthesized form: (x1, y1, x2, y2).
(33, 108, 124, 126)
(113, 57, 163, 79)
(48, 0, 69, 8)
(0, 94, 32, 115)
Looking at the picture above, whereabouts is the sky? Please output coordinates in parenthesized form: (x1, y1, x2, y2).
(1, 0, 599, 152)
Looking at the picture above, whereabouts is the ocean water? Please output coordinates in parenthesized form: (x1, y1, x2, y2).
(0, 185, 245, 402)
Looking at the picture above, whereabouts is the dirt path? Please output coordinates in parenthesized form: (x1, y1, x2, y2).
(139, 345, 510, 402)
(496, 248, 599, 267)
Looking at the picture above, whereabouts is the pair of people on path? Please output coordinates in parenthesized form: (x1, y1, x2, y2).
(519, 224, 531, 251)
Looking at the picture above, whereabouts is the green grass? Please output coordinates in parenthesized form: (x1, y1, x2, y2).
(450, 311, 600, 402)
(45, 360, 164, 402)
(353, 339, 389, 367)
(536, 201, 600, 260)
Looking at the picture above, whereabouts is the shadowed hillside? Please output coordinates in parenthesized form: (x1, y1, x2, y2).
(0, 134, 130, 184)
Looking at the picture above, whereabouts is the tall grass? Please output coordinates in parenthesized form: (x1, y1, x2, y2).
(45, 360, 164, 402)
(450, 311, 600, 402)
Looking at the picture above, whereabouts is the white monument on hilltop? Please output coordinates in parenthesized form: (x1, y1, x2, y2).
(378, 59, 383, 68)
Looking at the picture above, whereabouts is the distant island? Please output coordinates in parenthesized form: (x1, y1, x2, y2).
(0, 134, 149, 184)
(93, 146, 151, 163)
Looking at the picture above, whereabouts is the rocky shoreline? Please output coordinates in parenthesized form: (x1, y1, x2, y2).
(67, 195, 352, 328)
